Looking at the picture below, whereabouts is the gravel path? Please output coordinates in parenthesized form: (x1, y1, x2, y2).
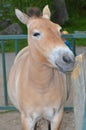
(0, 47, 86, 130)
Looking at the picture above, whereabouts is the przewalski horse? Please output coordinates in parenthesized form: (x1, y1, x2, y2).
(8, 5, 75, 130)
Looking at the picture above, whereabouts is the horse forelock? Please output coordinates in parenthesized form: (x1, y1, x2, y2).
(26, 7, 42, 17)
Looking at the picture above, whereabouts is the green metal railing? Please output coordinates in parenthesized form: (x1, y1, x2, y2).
(0, 33, 86, 112)
(0, 33, 86, 130)
(0, 35, 27, 111)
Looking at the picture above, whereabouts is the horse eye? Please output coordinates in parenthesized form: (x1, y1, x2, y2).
(33, 32, 40, 37)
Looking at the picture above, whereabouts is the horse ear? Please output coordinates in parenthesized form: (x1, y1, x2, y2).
(15, 9, 29, 25)
(43, 5, 51, 19)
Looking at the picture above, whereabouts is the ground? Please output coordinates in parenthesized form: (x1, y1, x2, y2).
(0, 111, 75, 130)
(0, 47, 86, 130)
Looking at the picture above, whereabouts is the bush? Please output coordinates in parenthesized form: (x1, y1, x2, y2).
(0, 0, 53, 33)
(65, 0, 86, 17)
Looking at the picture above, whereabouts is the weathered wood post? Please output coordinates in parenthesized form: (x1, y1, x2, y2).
(72, 52, 86, 130)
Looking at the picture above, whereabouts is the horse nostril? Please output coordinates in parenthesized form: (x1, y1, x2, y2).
(63, 55, 72, 64)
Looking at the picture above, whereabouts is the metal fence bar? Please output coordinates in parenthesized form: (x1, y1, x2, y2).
(0, 33, 86, 40)
(0, 34, 27, 40)
(72, 38, 76, 56)
(0, 105, 73, 112)
(15, 39, 19, 55)
(1, 40, 8, 106)
(0, 106, 17, 111)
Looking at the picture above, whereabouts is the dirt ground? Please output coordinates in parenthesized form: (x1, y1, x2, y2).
(0, 111, 75, 130)
(0, 47, 86, 130)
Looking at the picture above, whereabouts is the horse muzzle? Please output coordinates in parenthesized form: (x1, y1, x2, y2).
(48, 47, 75, 73)
(55, 53, 75, 73)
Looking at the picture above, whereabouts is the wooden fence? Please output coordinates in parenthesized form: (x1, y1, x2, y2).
(72, 52, 86, 130)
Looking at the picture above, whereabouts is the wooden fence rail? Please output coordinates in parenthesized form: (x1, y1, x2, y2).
(72, 52, 86, 130)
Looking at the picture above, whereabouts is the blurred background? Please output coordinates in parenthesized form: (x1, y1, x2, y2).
(0, 0, 86, 50)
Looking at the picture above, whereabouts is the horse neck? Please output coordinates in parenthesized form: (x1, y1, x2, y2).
(29, 51, 53, 86)
(28, 46, 64, 91)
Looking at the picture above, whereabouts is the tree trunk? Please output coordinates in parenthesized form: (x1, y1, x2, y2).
(52, 0, 69, 25)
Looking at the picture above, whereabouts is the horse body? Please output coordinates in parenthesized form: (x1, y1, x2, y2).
(8, 5, 75, 130)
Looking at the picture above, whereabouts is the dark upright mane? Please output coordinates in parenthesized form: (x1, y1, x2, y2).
(26, 7, 42, 17)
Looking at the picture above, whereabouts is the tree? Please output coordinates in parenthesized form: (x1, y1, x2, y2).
(52, 0, 69, 25)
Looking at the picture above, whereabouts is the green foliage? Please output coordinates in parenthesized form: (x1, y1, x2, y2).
(0, 0, 53, 33)
(65, 0, 86, 17)
(63, 16, 86, 33)
(3, 40, 27, 52)
(0, 0, 53, 18)
(0, 0, 86, 22)
(0, 0, 86, 49)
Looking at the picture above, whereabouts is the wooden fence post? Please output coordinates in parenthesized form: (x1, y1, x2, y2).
(72, 52, 86, 130)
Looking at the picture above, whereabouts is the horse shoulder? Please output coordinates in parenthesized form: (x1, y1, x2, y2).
(14, 46, 29, 64)
(8, 46, 29, 109)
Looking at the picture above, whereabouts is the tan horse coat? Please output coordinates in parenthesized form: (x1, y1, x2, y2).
(8, 5, 75, 130)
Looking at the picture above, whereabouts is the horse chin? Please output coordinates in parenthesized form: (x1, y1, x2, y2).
(55, 63, 74, 73)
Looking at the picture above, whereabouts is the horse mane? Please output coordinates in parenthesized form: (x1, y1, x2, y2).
(26, 7, 42, 17)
